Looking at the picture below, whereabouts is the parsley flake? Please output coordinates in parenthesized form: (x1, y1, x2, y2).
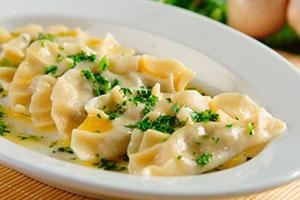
(17, 134, 42, 141)
(246, 123, 255, 135)
(43, 65, 57, 75)
(132, 86, 158, 115)
(82, 70, 113, 96)
(196, 153, 213, 167)
(69, 51, 96, 68)
(126, 115, 185, 134)
(0, 106, 10, 136)
(57, 146, 74, 154)
(225, 124, 233, 128)
(120, 88, 132, 96)
(98, 56, 109, 71)
(37, 33, 54, 42)
(96, 159, 126, 171)
(171, 103, 181, 115)
(190, 110, 219, 123)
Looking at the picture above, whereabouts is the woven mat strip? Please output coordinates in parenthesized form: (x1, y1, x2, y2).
(1, 164, 300, 200)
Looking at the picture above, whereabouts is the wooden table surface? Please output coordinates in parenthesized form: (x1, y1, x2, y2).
(1, 52, 300, 200)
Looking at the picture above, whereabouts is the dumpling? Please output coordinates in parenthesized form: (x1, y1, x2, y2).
(0, 67, 16, 82)
(138, 55, 195, 92)
(71, 86, 141, 160)
(0, 33, 32, 66)
(29, 75, 56, 127)
(128, 108, 286, 176)
(127, 129, 168, 155)
(128, 92, 286, 176)
(14, 24, 44, 39)
(95, 33, 135, 57)
(210, 92, 259, 120)
(46, 25, 70, 35)
(172, 90, 211, 112)
(9, 40, 59, 115)
(51, 68, 94, 141)
(0, 27, 13, 43)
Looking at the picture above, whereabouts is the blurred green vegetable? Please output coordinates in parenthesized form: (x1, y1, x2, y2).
(262, 24, 300, 54)
(159, 0, 300, 54)
(160, 0, 227, 23)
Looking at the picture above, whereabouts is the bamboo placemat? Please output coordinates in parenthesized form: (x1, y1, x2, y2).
(1, 52, 300, 200)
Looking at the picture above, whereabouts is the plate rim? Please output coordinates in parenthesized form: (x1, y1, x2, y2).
(0, 0, 300, 199)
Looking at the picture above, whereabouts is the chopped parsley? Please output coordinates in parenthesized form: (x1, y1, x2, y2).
(112, 79, 120, 87)
(69, 51, 96, 68)
(120, 87, 132, 96)
(171, 103, 181, 115)
(131, 86, 158, 115)
(43, 65, 57, 75)
(98, 56, 109, 71)
(1, 58, 10, 66)
(49, 140, 58, 148)
(235, 116, 240, 120)
(37, 33, 54, 42)
(126, 115, 185, 134)
(211, 137, 220, 144)
(96, 159, 126, 171)
(225, 124, 233, 128)
(246, 123, 255, 135)
(190, 110, 219, 123)
(56, 54, 64, 62)
(0, 106, 9, 136)
(176, 155, 182, 160)
(82, 70, 113, 96)
(196, 153, 213, 167)
(104, 104, 127, 120)
(57, 146, 74, 154)
(166, 98, 172, 103)
(0, 84, 6, 98)
(17, 134, 42, 141)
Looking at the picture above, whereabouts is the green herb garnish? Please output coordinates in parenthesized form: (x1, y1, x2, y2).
(171, 103, 181, 114)
(166, 98, 172, 103)
(57, 146, 74, 154)
(49, 140, 58, 148)
(211, 137, 220, 144)
(0, 106, 9, 136)
(112, 79, 120, 87)
(17, 134, 42, 141)
(1, 58, 10, 66)
(37, 33, 54, 41)
(69, 51, 96, 68)
(225, 124, 233, 128)
(82, 70, 113, 96)
(190, 110, 219, 123)
(196, 153, 213, 167)
(126, 115, 185, 134)
(0, 84, 6, 98)
(56, 54, 64, 62)
(246, 123, 255, 135)
(104, 105, 126, 120)
(120, 88, 133, 96)
(177, 155, 182, 160)
(98, 56, 109, 71)
(132, 86, 158, 115)
(43, 65, 57, 75)
(96, 159, 127, 171)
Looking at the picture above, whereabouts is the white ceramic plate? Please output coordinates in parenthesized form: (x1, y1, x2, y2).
(1, 0, 300, 199)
